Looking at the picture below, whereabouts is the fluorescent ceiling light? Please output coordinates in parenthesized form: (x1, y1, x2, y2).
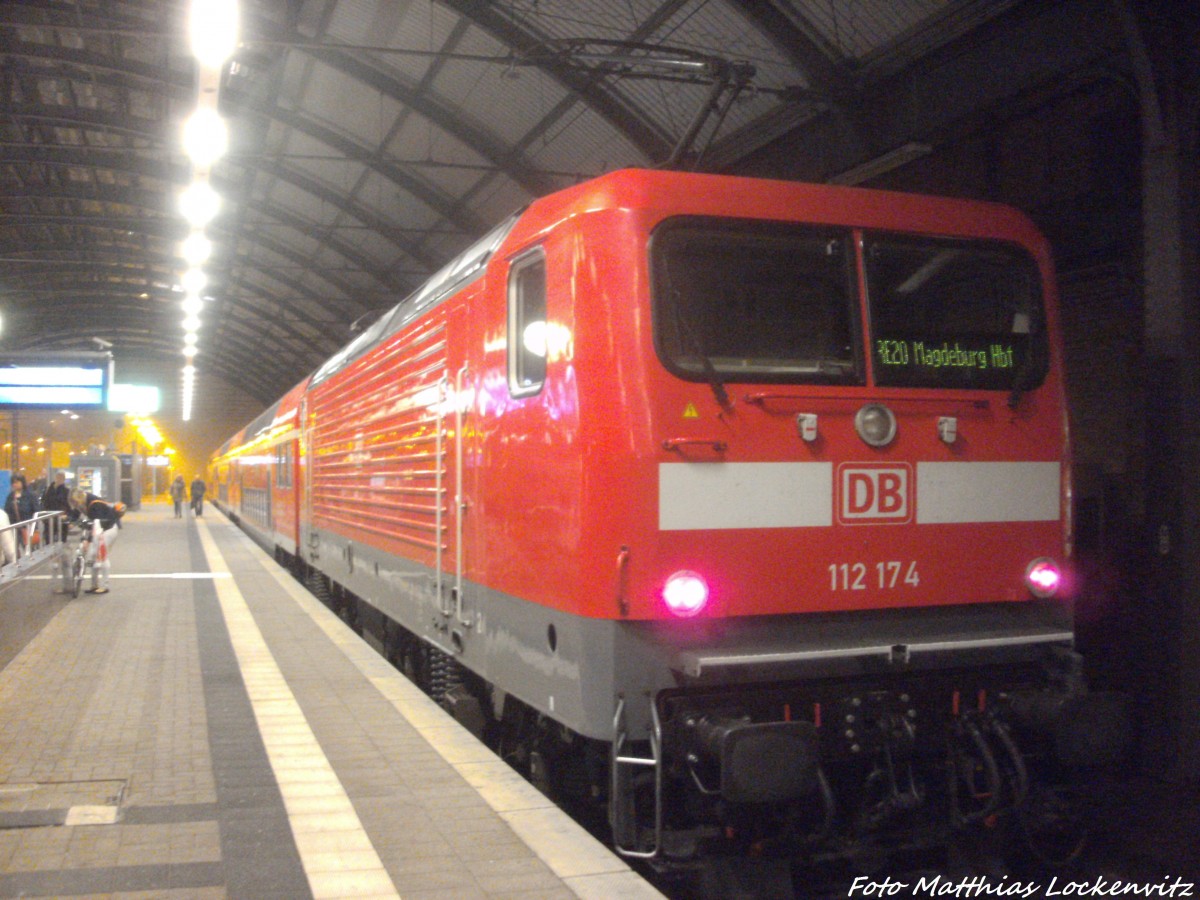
(181, 268, 207, 294)
(183, 108, 229, 168)
(181, 231, 212, 266)
(179, 181, 221, 226)
(189, 0, 239, 69)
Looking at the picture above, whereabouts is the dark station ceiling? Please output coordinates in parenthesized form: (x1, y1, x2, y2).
(0, 0, 1128, 456)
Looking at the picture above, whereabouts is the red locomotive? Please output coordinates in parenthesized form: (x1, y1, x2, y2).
(211, 168, 1118, 870)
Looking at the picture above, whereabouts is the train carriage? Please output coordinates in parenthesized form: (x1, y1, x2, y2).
(212, 168, 1121, 867)
(211, 378, 306, 562)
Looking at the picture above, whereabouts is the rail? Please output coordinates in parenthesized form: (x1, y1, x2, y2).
(0, 511, 71, 587)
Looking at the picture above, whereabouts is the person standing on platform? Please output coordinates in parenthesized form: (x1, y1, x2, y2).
(5, 474, 37, 556)
(169, 475, 186, 518)
(41, 470, 71, 543)
(5, 474, 36, 524)
(67, 488, 124, 594)
(190, 475, 206, 516)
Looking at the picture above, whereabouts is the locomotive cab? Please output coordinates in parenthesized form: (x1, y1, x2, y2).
(528, 171, 1118, 864)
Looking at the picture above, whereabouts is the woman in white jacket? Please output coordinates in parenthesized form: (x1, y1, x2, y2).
(67, 489, 123, 594)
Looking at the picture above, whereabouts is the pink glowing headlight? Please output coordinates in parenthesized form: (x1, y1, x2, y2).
(1025, 558, 1062, 598)
(663, 570, 709, 617)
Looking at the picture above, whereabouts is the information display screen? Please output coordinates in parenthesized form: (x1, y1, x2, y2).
(0, 353, 112, 408)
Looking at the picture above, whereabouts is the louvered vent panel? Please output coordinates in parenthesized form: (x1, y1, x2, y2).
(309, 315, 449, 555)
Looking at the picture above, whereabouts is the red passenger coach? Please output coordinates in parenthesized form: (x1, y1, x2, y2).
(212, 169, 1121, 868)
(211, 378, 305, 563)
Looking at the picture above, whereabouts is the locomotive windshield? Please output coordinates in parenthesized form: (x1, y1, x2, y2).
(651, 219, 1048, 394)
(865, 236, 1048, 391)
(651, 218, 861, 385)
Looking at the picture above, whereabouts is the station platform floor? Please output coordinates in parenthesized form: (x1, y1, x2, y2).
(0, 501, 665, 899)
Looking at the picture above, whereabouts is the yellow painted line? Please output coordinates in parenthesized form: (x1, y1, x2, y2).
(254, 541, 667, 899)
(195, 519, 400, 900)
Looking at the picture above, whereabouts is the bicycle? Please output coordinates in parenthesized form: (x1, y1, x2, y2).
(68, 518, 95, 599)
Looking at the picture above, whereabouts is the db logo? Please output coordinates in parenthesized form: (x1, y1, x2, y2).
(838, 464, 912, 524)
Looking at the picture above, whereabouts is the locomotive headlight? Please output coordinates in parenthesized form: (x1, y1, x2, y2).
(1025, 558, 1062, 598)
(855, 403, 897, 447)
(663, 570, 708, 617)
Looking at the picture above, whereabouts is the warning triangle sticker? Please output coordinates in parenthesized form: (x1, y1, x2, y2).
(682, 402, 700, 418)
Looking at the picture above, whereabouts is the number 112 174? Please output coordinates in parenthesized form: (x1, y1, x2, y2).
(829, 561, 920, 591)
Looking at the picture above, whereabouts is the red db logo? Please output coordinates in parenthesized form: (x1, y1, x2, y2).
(838, 464, 911, 524)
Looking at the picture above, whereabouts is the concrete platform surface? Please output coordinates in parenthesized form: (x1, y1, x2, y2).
(0, 501, 663, 899)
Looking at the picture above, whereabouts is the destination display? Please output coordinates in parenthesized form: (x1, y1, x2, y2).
(875, 339, 1016, 371)
(872, 336, 1029, 389)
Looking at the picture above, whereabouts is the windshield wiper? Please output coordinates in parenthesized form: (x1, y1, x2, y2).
(697, 349, 731, 409)
(1007, 338, 1040, 409)
(674, 300, 731, 410)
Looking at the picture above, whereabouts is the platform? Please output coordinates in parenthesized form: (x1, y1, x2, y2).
(0, 501, 664, 899)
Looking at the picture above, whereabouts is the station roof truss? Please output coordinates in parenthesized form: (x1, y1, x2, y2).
(0, 0, 1107, 414)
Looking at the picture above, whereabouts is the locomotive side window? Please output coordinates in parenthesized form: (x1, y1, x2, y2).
(865, 237, 1048, 391)
(651, 218, 860, 385)
(508, 250, 547, 397)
